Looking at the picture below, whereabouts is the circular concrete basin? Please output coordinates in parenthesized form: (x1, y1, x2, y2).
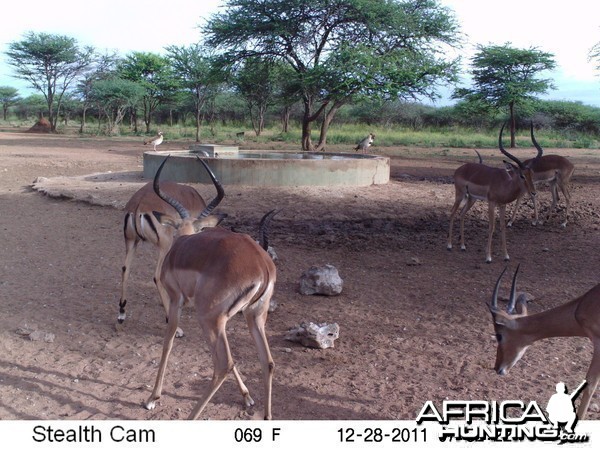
(143, 149, 389, 186)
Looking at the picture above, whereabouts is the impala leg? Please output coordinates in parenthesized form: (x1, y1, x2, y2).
(486, 203, 497, 263)
(231, 366, 255, 408)
(532, 194, 540, 226)
(145, 295, 182, 411)
(545, 181, 559, 224)
(447, 195, 465, 250)
(498, 205, 509, 261)
(577, 348, 600, 419)
(118, 213, 139, 324)
(458, 197, 476, 251)
(558, 178, 571, 228)
(154, 247, 184, 338)
(507, 194, 523, 227)
(188, 319, 234, 420)
(244, 294, 275, 420)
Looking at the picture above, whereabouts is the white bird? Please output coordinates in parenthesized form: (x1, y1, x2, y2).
(354, 133, 375, 154)
(144, 131, 164, 151)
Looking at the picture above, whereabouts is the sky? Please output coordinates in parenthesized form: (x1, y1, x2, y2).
(1, 0, 600, 106)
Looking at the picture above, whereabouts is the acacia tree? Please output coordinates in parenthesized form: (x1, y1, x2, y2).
(5, 32, 95, 131)
(118, 52, 177, 133)
(75, 52, 120, 133)
(453, 43, 556, 147)
(165, 44, 219, 141)
(232, 58, 284, 136)
(90, 78, 145, 135)
(205, 0, 460, 151)
(0, 86, 21, 120)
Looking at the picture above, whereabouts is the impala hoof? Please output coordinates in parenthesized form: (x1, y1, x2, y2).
(460, 245, 466, 251)
(485, 257, 492, 264)
(244, 394, 255, 408)
(145, 399, 157, 410)
(446, 244, 452, 251)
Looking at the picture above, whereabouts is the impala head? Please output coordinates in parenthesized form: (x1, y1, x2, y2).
(499, 122, 538, 198)
(488, 264, 531, 375)
(152, 155, 226, 235)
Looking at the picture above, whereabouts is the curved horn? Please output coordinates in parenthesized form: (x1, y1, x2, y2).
(499, 122, 524, 169)
(474, 149, 483, 164)
(258, 209, 280, 251)
(530, 122, 543, 160)
(491, 266, 507, 311)
(153, 155, 191, 219)
(507, 264, 521, 314)
(196, 156, 225, 218)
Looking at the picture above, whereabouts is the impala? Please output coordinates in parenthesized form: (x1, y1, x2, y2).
(488, 265, 600, 419)
(118, 157, 216, 337)
(507, 124, 575, 228)
(447, 123, 540, 263)
(144, 156, 277, 420)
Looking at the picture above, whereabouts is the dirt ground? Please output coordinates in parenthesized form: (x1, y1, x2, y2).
(0, 131, 599, 421)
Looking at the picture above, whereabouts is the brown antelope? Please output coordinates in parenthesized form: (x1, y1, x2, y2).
(118, 157, 215, 337)
(447, 123, 540, 263)
(507, 124, 575, 228)
(144, 156, 277, 420)
(488, 265, 600, 419)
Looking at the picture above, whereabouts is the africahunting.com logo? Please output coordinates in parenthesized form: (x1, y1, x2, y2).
(416, 380, 590, 444)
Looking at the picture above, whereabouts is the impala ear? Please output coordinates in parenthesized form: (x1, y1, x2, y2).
(152, 211, 181, 229)
(489, 309, 511, 327)
(515, 294, 529, 316)
(192, 213, 228, 232)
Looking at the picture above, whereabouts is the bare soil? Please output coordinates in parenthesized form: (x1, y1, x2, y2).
(1, 131, 599, 420)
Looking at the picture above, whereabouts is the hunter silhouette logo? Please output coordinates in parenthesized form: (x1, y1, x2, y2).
(546, 380, 587, 434)
(416, 379, 590, 443)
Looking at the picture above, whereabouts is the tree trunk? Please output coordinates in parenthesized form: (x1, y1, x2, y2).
(194, 89, 205, 142)
(301, 95, 329, 151)
(281, 106, 290, 133)
(315, 101, 343, 152)
(79, 106, 88, 134)
(195, 110, 201, 142)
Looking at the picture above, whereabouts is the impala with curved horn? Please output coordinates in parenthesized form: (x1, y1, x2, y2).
(118, 156, 218, 337)
(447, 123, 540, 263)
(488, 265, 600, 419)
(144, 156, 277, 420)
(507, 123, 575, 228)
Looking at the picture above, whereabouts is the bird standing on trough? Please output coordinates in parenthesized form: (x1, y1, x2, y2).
(144, 131, 164, 151)
(355, 133, 375, 154)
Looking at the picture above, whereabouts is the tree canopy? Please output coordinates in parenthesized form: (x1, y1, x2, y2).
(118, 52, 178, 133)
(0, 86, 21, 120)
(205, 0, 461, 150)
(5, 32, 95, 131)
(453, 43, 556, 147)
(165, 44, 221, 141)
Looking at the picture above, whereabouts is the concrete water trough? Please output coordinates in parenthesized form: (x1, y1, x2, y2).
(143, 145, 389, 186)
